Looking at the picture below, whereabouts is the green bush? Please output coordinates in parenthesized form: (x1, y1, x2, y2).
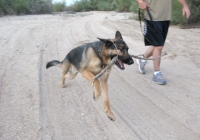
(70, 1, 89, 12)
(69, 0, 114, 12)
(97, 1, 114, 11)
(114, 0, 132, 12)
(171, 0, 200, 25)
(12, 0, 29, 14)
(171, 0, 188, 25)
(129, 1, 138, 13)
(53, 2, 65, 12)
(0, 0, 53, 15)
(188, 0, 200, 24)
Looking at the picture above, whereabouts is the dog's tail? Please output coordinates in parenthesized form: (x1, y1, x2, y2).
(46, 60, 62, 69)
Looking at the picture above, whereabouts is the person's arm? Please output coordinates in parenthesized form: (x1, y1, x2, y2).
(135, 0, 149, 10)
(178, 0, 191, 19)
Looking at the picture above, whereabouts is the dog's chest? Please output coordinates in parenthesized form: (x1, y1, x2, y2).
(88, 57, 104, 74)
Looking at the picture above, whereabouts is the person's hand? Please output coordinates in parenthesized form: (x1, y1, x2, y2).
(182, 6, 190, 19)
(137, 0, 149, 10)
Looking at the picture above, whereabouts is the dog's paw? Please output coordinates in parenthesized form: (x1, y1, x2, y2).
(90, 81, 94, 86)
(106, 111, 115, 121)
(93, 92, 100, 101)
(60, 84, 66, 88)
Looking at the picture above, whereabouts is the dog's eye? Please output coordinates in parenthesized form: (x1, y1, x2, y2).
(120, 49, 125, 53)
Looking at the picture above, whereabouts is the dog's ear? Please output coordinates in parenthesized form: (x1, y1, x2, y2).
(115, 31, 123, 40)
(98, 38, 113, 47)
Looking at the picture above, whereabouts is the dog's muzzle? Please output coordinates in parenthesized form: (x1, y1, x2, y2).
(127, 58, 134, 65)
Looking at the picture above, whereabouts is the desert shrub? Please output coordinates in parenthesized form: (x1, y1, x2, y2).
(70, 1, 87, 12)
(97, 1, 114, 11)
(69, 0, 114, 12)
(188, 0, 200, 24)
(114, 0, 132, 12)
(129, 1, 138, 13)
(0, 0, 53, 15)
(171, 0, 188, 25)
(171, 0, 200, 25)
(53, 2, 65, 12)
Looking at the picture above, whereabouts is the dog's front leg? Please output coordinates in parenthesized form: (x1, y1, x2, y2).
(81, 70, 101, 100)
(100, 74, 115, 121)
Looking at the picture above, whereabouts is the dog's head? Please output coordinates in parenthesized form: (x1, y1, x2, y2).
(98, 31, 134, 70)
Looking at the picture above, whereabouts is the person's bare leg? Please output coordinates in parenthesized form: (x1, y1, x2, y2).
(152, 46, 162, 71)
(152, 46, 166, 85)
(137, 46, 162, 74)
(143, 46, 154, 58)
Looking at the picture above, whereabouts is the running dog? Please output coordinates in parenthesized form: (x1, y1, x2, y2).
(46, 31, 134, 121)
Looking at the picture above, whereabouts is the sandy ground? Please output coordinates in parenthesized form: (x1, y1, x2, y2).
(0, 11, 200, 140)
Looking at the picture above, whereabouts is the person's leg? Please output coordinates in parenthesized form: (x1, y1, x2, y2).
(143, 46, 162, 71)
(143, 45, 162, 71)
(144, 46, 154, 58)
(152, 46, 166, 85)
(138, 45, 166, 85)
(137, 46, 154, 74)
(137, 21, 168, 85)
(152, 46, 162, 71)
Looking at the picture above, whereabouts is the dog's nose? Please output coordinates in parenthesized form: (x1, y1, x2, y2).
(128, 59, 134, 65)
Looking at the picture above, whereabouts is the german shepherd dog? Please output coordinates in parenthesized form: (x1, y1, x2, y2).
(46, 31, 134, 121)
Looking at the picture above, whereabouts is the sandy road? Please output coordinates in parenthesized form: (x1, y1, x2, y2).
(0, 11, 200, 140)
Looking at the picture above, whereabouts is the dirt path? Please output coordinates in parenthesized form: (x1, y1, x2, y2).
(0, 11, 200, 140)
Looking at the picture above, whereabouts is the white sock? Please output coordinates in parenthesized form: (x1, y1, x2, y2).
(154, 71, 161, 75)
(141, 59, 146, 63)
(141, 55, 147, 63)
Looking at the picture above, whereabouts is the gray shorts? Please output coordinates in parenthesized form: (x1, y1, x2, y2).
(144, 20, 170, 46)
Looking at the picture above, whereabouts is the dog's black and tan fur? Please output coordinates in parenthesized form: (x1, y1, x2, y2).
(46, 31, 134, 121)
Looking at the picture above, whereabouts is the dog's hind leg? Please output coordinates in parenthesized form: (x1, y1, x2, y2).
(65, 67, 78, 80)
(81, 70, 101, 100)
(61, 60, 70, 88)
(99, 73, 115, 121)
